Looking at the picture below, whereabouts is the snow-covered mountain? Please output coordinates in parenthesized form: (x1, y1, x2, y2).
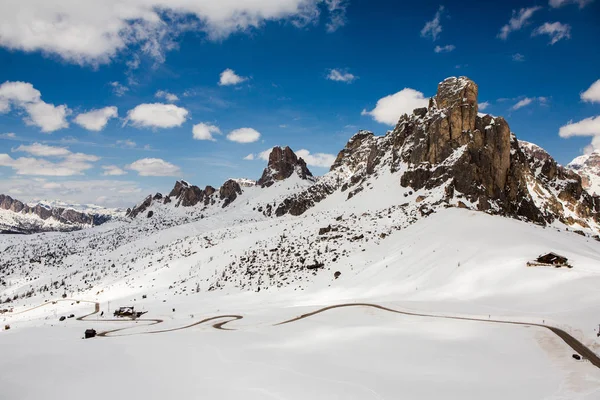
(568, 150, 600, 196)
(0, 194, 123, 234)
(2, 77, 600, 400)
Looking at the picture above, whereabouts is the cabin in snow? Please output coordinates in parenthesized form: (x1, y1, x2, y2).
(527, 252, 571, 268)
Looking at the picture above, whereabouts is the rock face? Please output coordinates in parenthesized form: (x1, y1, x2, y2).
(219, 180, 243, 208)
(0, 194, 111, 233)
(127, 178, 244, 218)
(257, 146, 314, 188)
(274, 76, 600, 230)
(568, 151, 600, 196)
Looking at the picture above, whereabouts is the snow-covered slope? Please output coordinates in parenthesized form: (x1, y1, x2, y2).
(569, 151, 600, 196)
(1, 76, 600, 399)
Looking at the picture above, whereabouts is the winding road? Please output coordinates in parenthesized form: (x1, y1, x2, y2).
(6, 299, 600, 369)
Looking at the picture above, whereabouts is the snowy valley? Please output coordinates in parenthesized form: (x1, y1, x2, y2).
(1, 77, 600, 400)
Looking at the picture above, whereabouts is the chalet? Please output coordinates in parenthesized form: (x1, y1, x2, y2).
(536, 252, 569, 266)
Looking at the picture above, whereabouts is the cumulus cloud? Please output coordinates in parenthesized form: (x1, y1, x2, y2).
(421, 6, 444, 41)
(155, 90, 179, 102)
(219, 69, 248, 86)
(532, 22, 571, 45)
(295, 149, 336, 168)
(479, 101, 490, 111)
(559, 116, 600, 153)
(126, 103, 188, 128)
(74, 106, 118, 131)
(0, 81, 70, 132)
(227, 128, 261, 143)
(434, 44, 455, 53)
(362, 88, 429, 126)
(327, 69, 357, 83)
(0, 1, 347, 66)
(581, 79, 600, 103)
(192, 123, 221, 141)
(549, 0, 593, 8)
(102, 165, 127, 176)
(498, 7, 542, 40)
(127, 158, 181, 176)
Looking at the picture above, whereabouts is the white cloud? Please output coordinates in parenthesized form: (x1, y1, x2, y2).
(0, 1, 346, 66)
(0, 132, 16, 139)
(127, 158, 181, 176)
(116, 139, 137, 148)
(102, 165, 127, 176)
(74, 106, 118, 131)
(421, 6, 444, 41)
(110, 81, 129, 97)
(0, 81, 70, 132)
(362, 88, 429, 126)
(192, 123, 221, 141)
(0, 177, 143, 207)
(497, 7, 542, 40)
(512, 53, 525, 62)
(532, 22, 571, 45)
(227, 127, 261, 143)
(0, 152, 100, 176)
(549, 0, 593, 8)
(23, 101, 70, 132)
(581, 79, 600, 103)
(13, 142, 71, 157)
(327, 69, 357, 83)
(219, 69, 248, 86)
(243, 153, 255, 160)
(324, 0, 349, 32)
(126, 103, 188, 128)
(559, 116, 600, 153)
(479, 101, 490, 111)
(295, 149, 336, 168)
(434, 44, 455, 53)
(512, 98, 534, 110)
(258, 149, 273, 161)
(155, 90, 179, 102)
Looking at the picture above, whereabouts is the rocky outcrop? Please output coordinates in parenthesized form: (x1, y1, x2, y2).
(257, 146, 314, 187)
(273, 76, 600, 231)
(219, 180, 243, 208)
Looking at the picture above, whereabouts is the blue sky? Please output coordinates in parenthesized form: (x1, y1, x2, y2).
(0, 0, 599, 207)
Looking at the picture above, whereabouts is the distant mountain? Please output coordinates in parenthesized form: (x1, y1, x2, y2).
(0, 194, 123, 234)
(568, 151, 600, 196)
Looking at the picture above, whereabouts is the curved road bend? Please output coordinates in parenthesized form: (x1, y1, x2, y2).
(275, 303, 600, 370)
(6, 299, 600, 369)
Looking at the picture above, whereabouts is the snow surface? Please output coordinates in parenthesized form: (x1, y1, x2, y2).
(1, 171, 600, 399)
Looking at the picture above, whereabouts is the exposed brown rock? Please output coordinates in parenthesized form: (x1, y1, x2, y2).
(257, 146, 314, 187)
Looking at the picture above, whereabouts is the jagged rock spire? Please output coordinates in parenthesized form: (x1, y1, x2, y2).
(257, 146, 313, 188)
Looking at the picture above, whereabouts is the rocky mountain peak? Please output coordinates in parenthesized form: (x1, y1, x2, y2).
(434, 76, 478, 112)
(257, 146, 313, 188)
